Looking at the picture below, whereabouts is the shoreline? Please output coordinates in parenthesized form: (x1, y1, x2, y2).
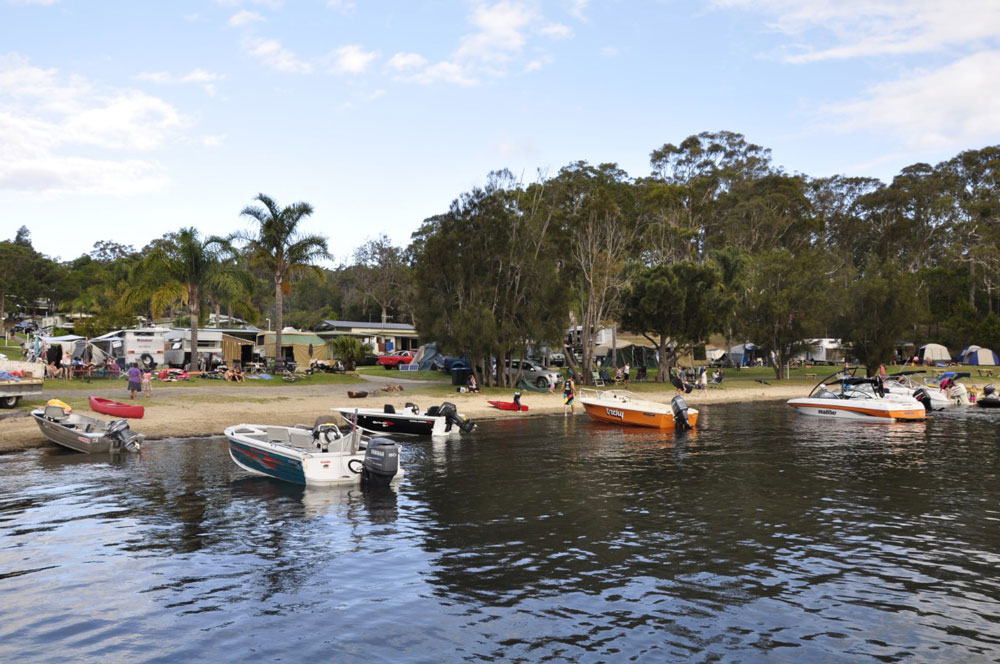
(0, 381, 804, 453)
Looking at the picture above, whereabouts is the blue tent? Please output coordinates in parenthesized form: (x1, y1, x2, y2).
(958, 345, 999, 365)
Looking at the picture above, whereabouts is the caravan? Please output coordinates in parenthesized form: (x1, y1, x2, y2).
(165, 329, 224, 369)
(91, 328, 170, 368)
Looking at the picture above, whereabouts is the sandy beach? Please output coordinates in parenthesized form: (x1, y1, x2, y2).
(0, 375, 805, 453)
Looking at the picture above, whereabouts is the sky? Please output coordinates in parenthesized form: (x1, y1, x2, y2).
(2, 0, 1000, 263)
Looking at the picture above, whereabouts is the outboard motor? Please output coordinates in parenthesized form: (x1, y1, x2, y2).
(362, 437, 400, 487)
(438, 402, 475, 433)
(106, 419, 141, 452)
(671, 395, 692, 432)
(912, 388, 933, 411)
(985, 384, 996, 397)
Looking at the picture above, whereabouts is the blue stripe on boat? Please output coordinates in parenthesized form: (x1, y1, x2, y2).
(228, 439, 307, 485)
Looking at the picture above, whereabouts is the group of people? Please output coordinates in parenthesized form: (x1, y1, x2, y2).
(224, 365, 245, 382)
(125, 364, 153, 399)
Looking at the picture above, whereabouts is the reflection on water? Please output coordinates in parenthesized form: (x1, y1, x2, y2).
(1, 404, 999, 662)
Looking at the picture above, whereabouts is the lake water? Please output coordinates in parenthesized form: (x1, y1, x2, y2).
(2, 402, 999, 662)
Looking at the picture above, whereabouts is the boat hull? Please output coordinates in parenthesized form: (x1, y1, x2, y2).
(89, 396, 145, 419)
(579, 399, 699, 429)
(31, 410, 142, 454)
(225, 425, 404, 487)
(787, 398, 926, 421)
(334, 409, 438, 436)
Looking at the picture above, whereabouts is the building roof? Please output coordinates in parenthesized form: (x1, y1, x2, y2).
(316, 319, 416, 332)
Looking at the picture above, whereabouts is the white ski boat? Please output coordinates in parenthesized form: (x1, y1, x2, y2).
(787, 373, 927, 422)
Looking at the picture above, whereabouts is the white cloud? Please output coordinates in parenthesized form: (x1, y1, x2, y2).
(387, 52, 428, 71)
(711, 0, 1000, 62)
(455, 1, 538, 64)
(568, 0, 588, 21)
(411, 61, 478, 86)
(213, 0, 282, 8)
(242, 36, 312, 73)
(824, 50, 1000, 151)
(5, 0, 58, 5)
(228, 10, 264, 27)
(326, 0, 355, 12)
(326, 44, 377, 74)
(540, 22, 572, 39)
(0, 54, 181, 194)
(202, 134, 226, 147)
(600, 46, 618, 58)
(137, 68, 225, 95)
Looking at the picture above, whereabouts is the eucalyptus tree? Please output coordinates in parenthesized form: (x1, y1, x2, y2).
(648, 130, 774, 260)
(350, 234, 413, 325)
(740, 248, 836, 380)
(124, 228, 249, 371)
(621, 261, 730, 382)
(548, 162, 641, 380)
(835, 258, 924, 376)
(240, 193, 330, 369)
(411, 170, 566, 386)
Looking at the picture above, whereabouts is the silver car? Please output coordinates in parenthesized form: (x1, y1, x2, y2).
(505, 359, 561, 389)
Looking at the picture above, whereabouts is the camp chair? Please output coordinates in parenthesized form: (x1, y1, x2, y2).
(592, 371, 604, 387)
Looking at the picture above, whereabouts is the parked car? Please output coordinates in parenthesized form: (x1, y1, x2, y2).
(505, 359, 561, 389)
(435, 356, 470, 372)
(376, 350, 416, 369)
(546, 351, 566, 367)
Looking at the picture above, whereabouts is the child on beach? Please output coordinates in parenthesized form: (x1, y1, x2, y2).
(141, 369, 153, 398)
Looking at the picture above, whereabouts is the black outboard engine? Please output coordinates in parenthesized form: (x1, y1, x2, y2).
(438, 402, 475, 433)
(106, 419, 141, 452)
(671, 395, 692, 432)
(985, 384, 996, 397)
(912, 388, 933, 411)
(362, 438, 400, 487)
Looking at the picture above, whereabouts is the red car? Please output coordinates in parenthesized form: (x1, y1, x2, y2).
(376, 350, 415, 369)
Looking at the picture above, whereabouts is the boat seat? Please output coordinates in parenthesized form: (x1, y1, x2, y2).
(266, 427, 290, 444)
(384, 404, 396, 414)
(44, 405, 68, 421)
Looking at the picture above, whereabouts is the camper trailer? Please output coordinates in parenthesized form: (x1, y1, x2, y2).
(91, 328, 170, 368)
(165, 329, 224, 368)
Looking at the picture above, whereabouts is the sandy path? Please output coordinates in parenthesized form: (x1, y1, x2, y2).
(0, 378, 803, 453)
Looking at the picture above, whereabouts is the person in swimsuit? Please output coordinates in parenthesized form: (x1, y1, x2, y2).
(563, 372, 576, 415)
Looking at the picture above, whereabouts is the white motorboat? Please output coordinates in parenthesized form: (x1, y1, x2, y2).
(225, 415, 404, 487)
(332, 401, 474, 437)
(787, 373, 927, 422)
(882, 370, 966, 410)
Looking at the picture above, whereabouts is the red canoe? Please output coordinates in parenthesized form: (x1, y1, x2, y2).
(89, 396, 145, 419)
(487, 400, 529, 412)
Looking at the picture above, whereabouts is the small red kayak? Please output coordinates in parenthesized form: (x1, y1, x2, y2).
(488, 400, 529, 412)
(89, 396, 145, 419)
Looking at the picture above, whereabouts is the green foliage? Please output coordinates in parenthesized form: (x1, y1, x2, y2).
(739, 249, 835, 379)
(327, 336, 365, 370)
(835, 259, 925, 375)
(622, 261, 729, 380)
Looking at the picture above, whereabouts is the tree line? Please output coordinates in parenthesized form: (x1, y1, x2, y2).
(3, 131, 999, 381)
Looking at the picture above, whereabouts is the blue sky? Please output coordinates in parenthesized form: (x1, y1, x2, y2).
(2, 0, 999, 262)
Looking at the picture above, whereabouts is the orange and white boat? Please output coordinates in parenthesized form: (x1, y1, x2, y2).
(787, 374, 927, 422)
(578, 389, 699, 430)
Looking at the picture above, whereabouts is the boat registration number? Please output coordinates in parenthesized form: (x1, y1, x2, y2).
(605, 408, 625, 420)
(818, 409, 836, 415)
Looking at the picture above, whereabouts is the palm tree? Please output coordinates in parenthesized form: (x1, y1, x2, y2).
(124, 228, 249, 371)
(240, 193, 329, 370)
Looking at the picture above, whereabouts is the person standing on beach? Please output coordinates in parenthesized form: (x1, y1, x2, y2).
(563, 372, 576, 416)
(141, 369, 153, 398)
(127, 363, 142, 400)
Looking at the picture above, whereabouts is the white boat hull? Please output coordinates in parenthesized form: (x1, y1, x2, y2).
(787, 397, 926, 421)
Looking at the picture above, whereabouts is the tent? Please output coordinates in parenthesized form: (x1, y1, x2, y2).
(957, 345, 999, 366)
(917, 343, 951, 363)
(728, 343, 762, 367)
(595, 342, 659, 368)
(413, 342, 444, 371)
(257, 331, 329, 366)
